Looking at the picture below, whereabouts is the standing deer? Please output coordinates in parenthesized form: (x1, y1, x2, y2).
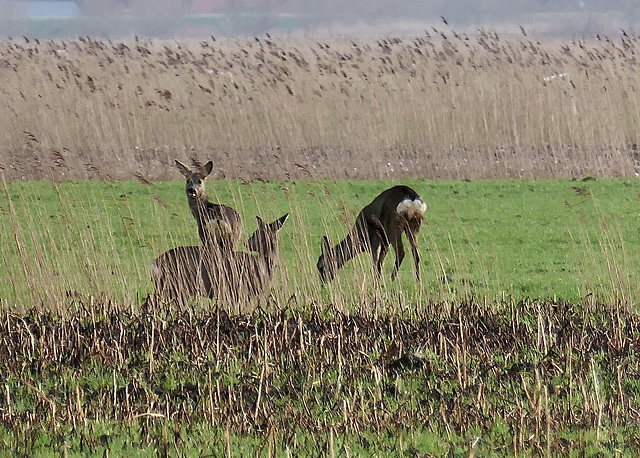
(317, 185, 426, 282)
(147, 214, 289, 307)
(175, 159, 242, 251)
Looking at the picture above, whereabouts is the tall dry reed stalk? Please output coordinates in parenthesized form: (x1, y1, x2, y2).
(2, 32, 640, 181)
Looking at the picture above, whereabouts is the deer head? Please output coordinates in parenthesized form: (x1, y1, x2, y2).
(175, 160, 213, 200)
(247, 214, 289, 257)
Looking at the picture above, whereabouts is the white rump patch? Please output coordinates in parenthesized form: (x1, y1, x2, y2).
(396, 198, 427, 219)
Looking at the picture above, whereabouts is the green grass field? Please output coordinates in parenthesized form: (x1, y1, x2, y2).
(1, 177, 639, 308)
(2, 177, 640, 455)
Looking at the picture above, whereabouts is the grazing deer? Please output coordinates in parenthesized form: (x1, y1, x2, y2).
(175, 159, 242, 251)
(148, 214, 289, 307)
(317, 185, 426, 282)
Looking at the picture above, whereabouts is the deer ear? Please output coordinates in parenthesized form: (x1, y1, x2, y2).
(321, 235, 331, 254)
(203, 161, 214, 177)
(175, 160, 191, 178)
(256, 216, 264, 226)
(275, 213, 289, 229)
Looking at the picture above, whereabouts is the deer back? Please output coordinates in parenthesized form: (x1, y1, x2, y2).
(197, 201, 243, 250)
(367, 185, 425, 228)
(204, 251, 271, 304)
(150, 245, 206, 305)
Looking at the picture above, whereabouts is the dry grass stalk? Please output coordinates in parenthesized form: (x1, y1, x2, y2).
(1, 298, 638, 453)
(2, 33, 640, 181)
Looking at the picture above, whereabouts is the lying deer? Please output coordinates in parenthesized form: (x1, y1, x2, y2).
(175, 159, 242, 251)
(148, 214, 289, 307)
(317, 185, 426, 282)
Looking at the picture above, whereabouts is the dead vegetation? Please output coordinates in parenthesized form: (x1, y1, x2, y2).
(2, 297, 639, 452)
(3, 32, 640, 181)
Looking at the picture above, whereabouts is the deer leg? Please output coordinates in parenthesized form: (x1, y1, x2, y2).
(390, 237, 405, 280)
(368, 229, 390, 280)
(375, 242, 390, 279)
(406, 224, 421, 281)
(386, 219, 404, 280)
(369, 234, 384, 279)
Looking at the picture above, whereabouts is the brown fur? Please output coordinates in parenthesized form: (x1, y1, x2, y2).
(175, 159, 242, 251)
(317, 185, 426, 282)
(147, 214, 288, 308)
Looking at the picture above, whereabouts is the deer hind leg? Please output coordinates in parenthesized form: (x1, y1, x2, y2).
(406, 220, 422, 281)
(390, 235, 405, 280)
(391, 217, 420, 280)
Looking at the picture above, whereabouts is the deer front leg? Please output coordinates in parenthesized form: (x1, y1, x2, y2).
(368, 228, 390, 280)
(375, 242, 390, 280)
(369, 235, 383, 279)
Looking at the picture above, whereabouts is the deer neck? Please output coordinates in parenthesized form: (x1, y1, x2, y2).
(332, 235, 361, 270)
(258, 249, 278, 276)
(188, 195, 210, 217)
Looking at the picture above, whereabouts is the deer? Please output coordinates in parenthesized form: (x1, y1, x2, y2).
(147, 214, 289, 308)
(174, 159, 242, 252)
(317, 185, 426, 283)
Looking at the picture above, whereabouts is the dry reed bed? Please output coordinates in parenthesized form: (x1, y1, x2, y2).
(2, 32, 640, 181)
(2, 298, 640, 452)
